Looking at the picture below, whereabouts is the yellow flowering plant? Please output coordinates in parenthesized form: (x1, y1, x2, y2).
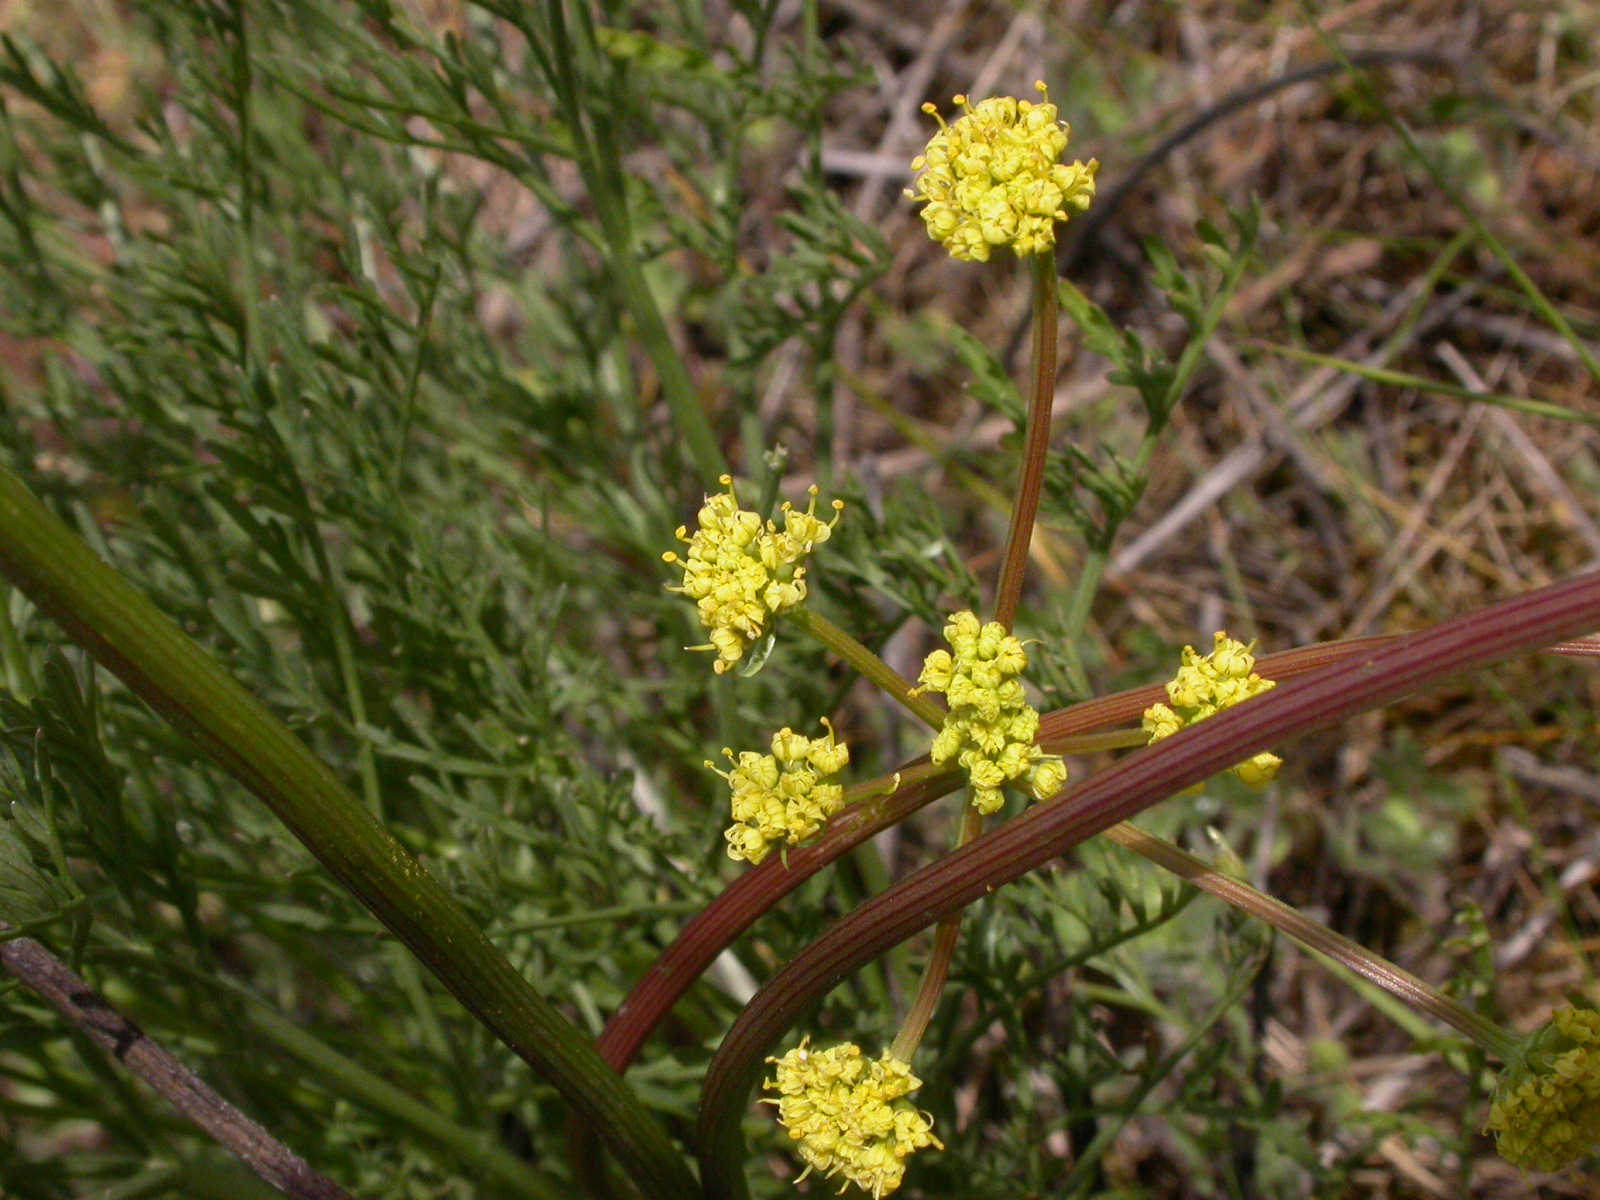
(639, 81, 1600, 1200)
(8, 10, 1600, 1200)
(908, 83, 1098, 262)
(663, 477, 843, 674)
(714, 721, 850, 865)
(637, 81, 1600, 1197)
(915, 610, 1066, 814)
(1142, 632, 1283, 788)
(1488, 1006, 1600, 1172)
(763, 1040, 941, 1199)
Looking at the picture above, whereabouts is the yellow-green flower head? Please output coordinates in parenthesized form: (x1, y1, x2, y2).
(663, 476, 843, 674)
(1489, 1006, 1600, 1172)
(764, 1039, 942, 1198)
(713, 720, 850, 865)
(915, 611, 1066, 815)
(1141, 632, 1281, 788)
(907, 81, 1098, 263)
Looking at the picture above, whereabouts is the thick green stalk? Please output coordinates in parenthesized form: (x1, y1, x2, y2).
(1103, 822, 1521, 1060)
(0, 465, 698, 1200)
(993, 252, 1060, 631)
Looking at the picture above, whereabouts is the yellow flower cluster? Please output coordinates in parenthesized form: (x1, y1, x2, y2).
(765, 1040, 942, 1199)
(1141, 632, 1282, 788)
(712, 721, 851, 865)
(907, 82, 1098, 262)
(916, 611, 1067, 815)
(1488, 1006, 1600, 1171)
(663, 476, 842, 674)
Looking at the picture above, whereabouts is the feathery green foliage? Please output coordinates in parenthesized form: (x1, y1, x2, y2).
(2, 3, 1599, 1199)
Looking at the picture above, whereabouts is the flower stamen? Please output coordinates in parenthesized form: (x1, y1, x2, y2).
(915, 611, 1066, 814)
(765, 1039, 942, 1198)
(663, 477, 842, 674)
(714, 720, 850, 865)
(907, 81, 1098, 262)
(1141, 631, 1282, 787)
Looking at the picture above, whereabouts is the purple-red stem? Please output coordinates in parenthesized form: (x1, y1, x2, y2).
(596, 632, 1598, 1073)
(992, 253, 1059, 632)
(594, 645, 1346, 1071)
(694, 572, 1600, 1200)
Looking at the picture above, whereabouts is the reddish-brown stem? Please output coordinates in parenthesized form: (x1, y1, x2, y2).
(595, 761, 954, 1070)
(696, 572, 1600, 1200)
(900, 255, 1057, 1063)
(1101, 824, 1521, 1060)
(889, 803, 983, 1063)
(594, 632, 1594, 1076)
(993, 253, 1059, 631)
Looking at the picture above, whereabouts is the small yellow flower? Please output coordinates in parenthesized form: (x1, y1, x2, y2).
(765, 1039, 942, 1198)
(1488, 1006, 1600, 1171)
(713, 720, 850, 865)
(1141, 632, 1281, 788)
(663, 477, 842, 674)
(916, 611, 1064, 814)
(907, 81, 1098, 262)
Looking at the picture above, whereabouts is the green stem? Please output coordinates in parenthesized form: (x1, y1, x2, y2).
(0, 465, 698, 1200)
(788, 607, 945, 729)
(245, 1005, 570, 1200)
(0, 586, 37, 697)
(1046, 726, 1149, 755)
(1103, 822, 1522, 1061)
(888, 802, 983, 1063)
(583, 155, 726, 485)
(993, 252, 1060, 632)
(499, 900, 702, 934)
(1053, 545, 1106, 698)
(93, 1165, 185, 1200)
(1054, 431, 1158, 696)
(320, 561, 380, 817)
(231, 8, 262, 386)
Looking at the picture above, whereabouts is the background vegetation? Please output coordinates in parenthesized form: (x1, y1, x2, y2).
(0, 0, 1597, 1197)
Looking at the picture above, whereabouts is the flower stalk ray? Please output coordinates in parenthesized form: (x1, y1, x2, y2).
(694, 570, 1600, 1200)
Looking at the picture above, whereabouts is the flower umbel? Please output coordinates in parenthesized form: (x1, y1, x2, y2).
(915, 611, 1066, 815)
(663, 476, 842, 673)
(1141, 632, 1282, 788)
(713, 720, 851, 865)
(907, 81, 1098, 262)
(1488, 1005, 1600, 1171)
(764, 1039, 942, 1198)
